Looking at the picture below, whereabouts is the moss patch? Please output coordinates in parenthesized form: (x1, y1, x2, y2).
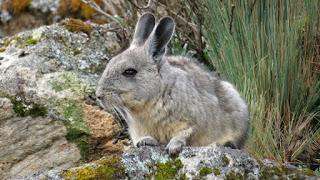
(0, 47, 6, 52)
(199, 167, 213, 177)
(149, 159, 184, 180)
(222, 154, 230, 167)
(225, 170, 243, 180)
(25, 36, 40, 45)
(60, 100, 90, 159)
(11, 97, 47, 117)
(2, 35, 40, 49)
(48, 72, 93, 160)
(259, 165, 316, 179)
(72, 48, 82, 55)
(63, 156, 126, 180)
(212, 168, 221, 176)
(49, 72, 94, 94)
(63, 18, 93, 34)
(3, 36, 20, 47)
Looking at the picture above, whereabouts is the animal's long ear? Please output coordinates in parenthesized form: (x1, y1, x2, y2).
(147, 17, 175, 62)
(131, 13, 156, 46)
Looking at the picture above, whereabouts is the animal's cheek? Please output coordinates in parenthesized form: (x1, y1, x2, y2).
(120, 92, 147, 111)
(120, 92, 133, 102)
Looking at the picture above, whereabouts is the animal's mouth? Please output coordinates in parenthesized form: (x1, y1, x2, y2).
(97, 91, 125, 110)
(96, 98, 106, 109)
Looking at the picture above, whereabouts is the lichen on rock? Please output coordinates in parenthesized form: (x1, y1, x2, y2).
(62, 156, 126, 180)
(0, 21, 122, 178)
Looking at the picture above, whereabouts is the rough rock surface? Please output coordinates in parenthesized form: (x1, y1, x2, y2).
(20, 145, 258, 179)
(23, 145, 317, 179)
(0, 98, 80, 179)
(0, 21, 124, 178)
(0, 0, 60, 23)
(123, 145, 259, 179)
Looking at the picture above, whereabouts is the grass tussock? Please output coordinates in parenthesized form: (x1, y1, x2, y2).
(63, 18, 93, 34)
(204, 0, 320, 164)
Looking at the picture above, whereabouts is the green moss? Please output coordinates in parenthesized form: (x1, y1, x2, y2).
(64, 47, 82, 56)
(63, 156, 125, 180)
(2, 35, 40, 48)
(49, 72, 94, 94)
(150, 159, 184, 180)
(315, 168, 320, 177)
(222, 155, 230, 167)
(212, 168, 221, 176)
(302, 168, 315, 176)
(3, 36, 20, 46)
(180, 173, 187, 180)
(259, 166, 315, 179)
(225, 170, 243, 180)
(25, 36, 39, 45)
(11, 97, 47, 117)
(72, 48, 82, 55)
(61, 100, 90, 159)
(199, 167, 213, 177)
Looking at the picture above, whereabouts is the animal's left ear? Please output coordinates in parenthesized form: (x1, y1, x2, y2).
(131, 13, 156, 47)
(147, 16, 175, 62)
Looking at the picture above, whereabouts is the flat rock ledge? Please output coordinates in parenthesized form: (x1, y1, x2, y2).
(22, 145, 316, 180)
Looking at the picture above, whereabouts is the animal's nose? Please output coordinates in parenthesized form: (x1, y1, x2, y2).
(95, 89, 103, 101)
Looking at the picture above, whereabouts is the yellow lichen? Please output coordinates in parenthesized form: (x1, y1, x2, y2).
(63, 156, 125, 180)
(58, 0, 103, 18)
(63, 18, 93, 34)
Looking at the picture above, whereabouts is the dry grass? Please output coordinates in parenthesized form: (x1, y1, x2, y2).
(59, 0, 104, 18)
(1, 0, 31, 14)
(205, 0, 320, 164)
(63, 18, 93, 34)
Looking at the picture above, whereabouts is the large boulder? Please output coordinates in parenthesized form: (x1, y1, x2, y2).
(0, 20, 124, 178)
(0, 97, 80, 178)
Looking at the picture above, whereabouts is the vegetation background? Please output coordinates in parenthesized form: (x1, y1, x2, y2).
(1, 0, 319, 174)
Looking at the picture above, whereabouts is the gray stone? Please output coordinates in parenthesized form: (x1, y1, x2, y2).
(122, 145, 259, 179)
(31, 0, 60, 13)
(29, 145, 317, 179)
(0, 21, 121, 178)
(0, 21, 120, 109)
(0, 98, 14, 120)
(0, 109, 81, 179)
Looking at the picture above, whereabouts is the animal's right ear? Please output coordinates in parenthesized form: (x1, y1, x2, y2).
(131, 13, 156, 47)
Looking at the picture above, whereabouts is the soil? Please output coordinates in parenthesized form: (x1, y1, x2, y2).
(82, 103, 130, 161)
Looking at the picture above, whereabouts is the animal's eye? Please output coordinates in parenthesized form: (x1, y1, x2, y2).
(122, 68, 137, 77)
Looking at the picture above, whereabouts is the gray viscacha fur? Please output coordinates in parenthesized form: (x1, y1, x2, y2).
(96, 13, 249, 155)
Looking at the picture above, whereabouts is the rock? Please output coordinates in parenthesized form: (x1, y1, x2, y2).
(0, 0, 59, 23)
(0, 97, 14, 120)
(22, 145, 317, 179)
(0, 20, 124, 178)
(31, 0, 60, 14)
(122, 145, 259, 179)
(0, 98, 80, 179)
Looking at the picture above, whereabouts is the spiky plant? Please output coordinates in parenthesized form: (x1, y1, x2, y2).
(204, 0, 320, 163)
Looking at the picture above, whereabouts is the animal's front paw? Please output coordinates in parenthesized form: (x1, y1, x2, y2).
(165, 139, 185, 156)
(136, 136, 159, 147)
